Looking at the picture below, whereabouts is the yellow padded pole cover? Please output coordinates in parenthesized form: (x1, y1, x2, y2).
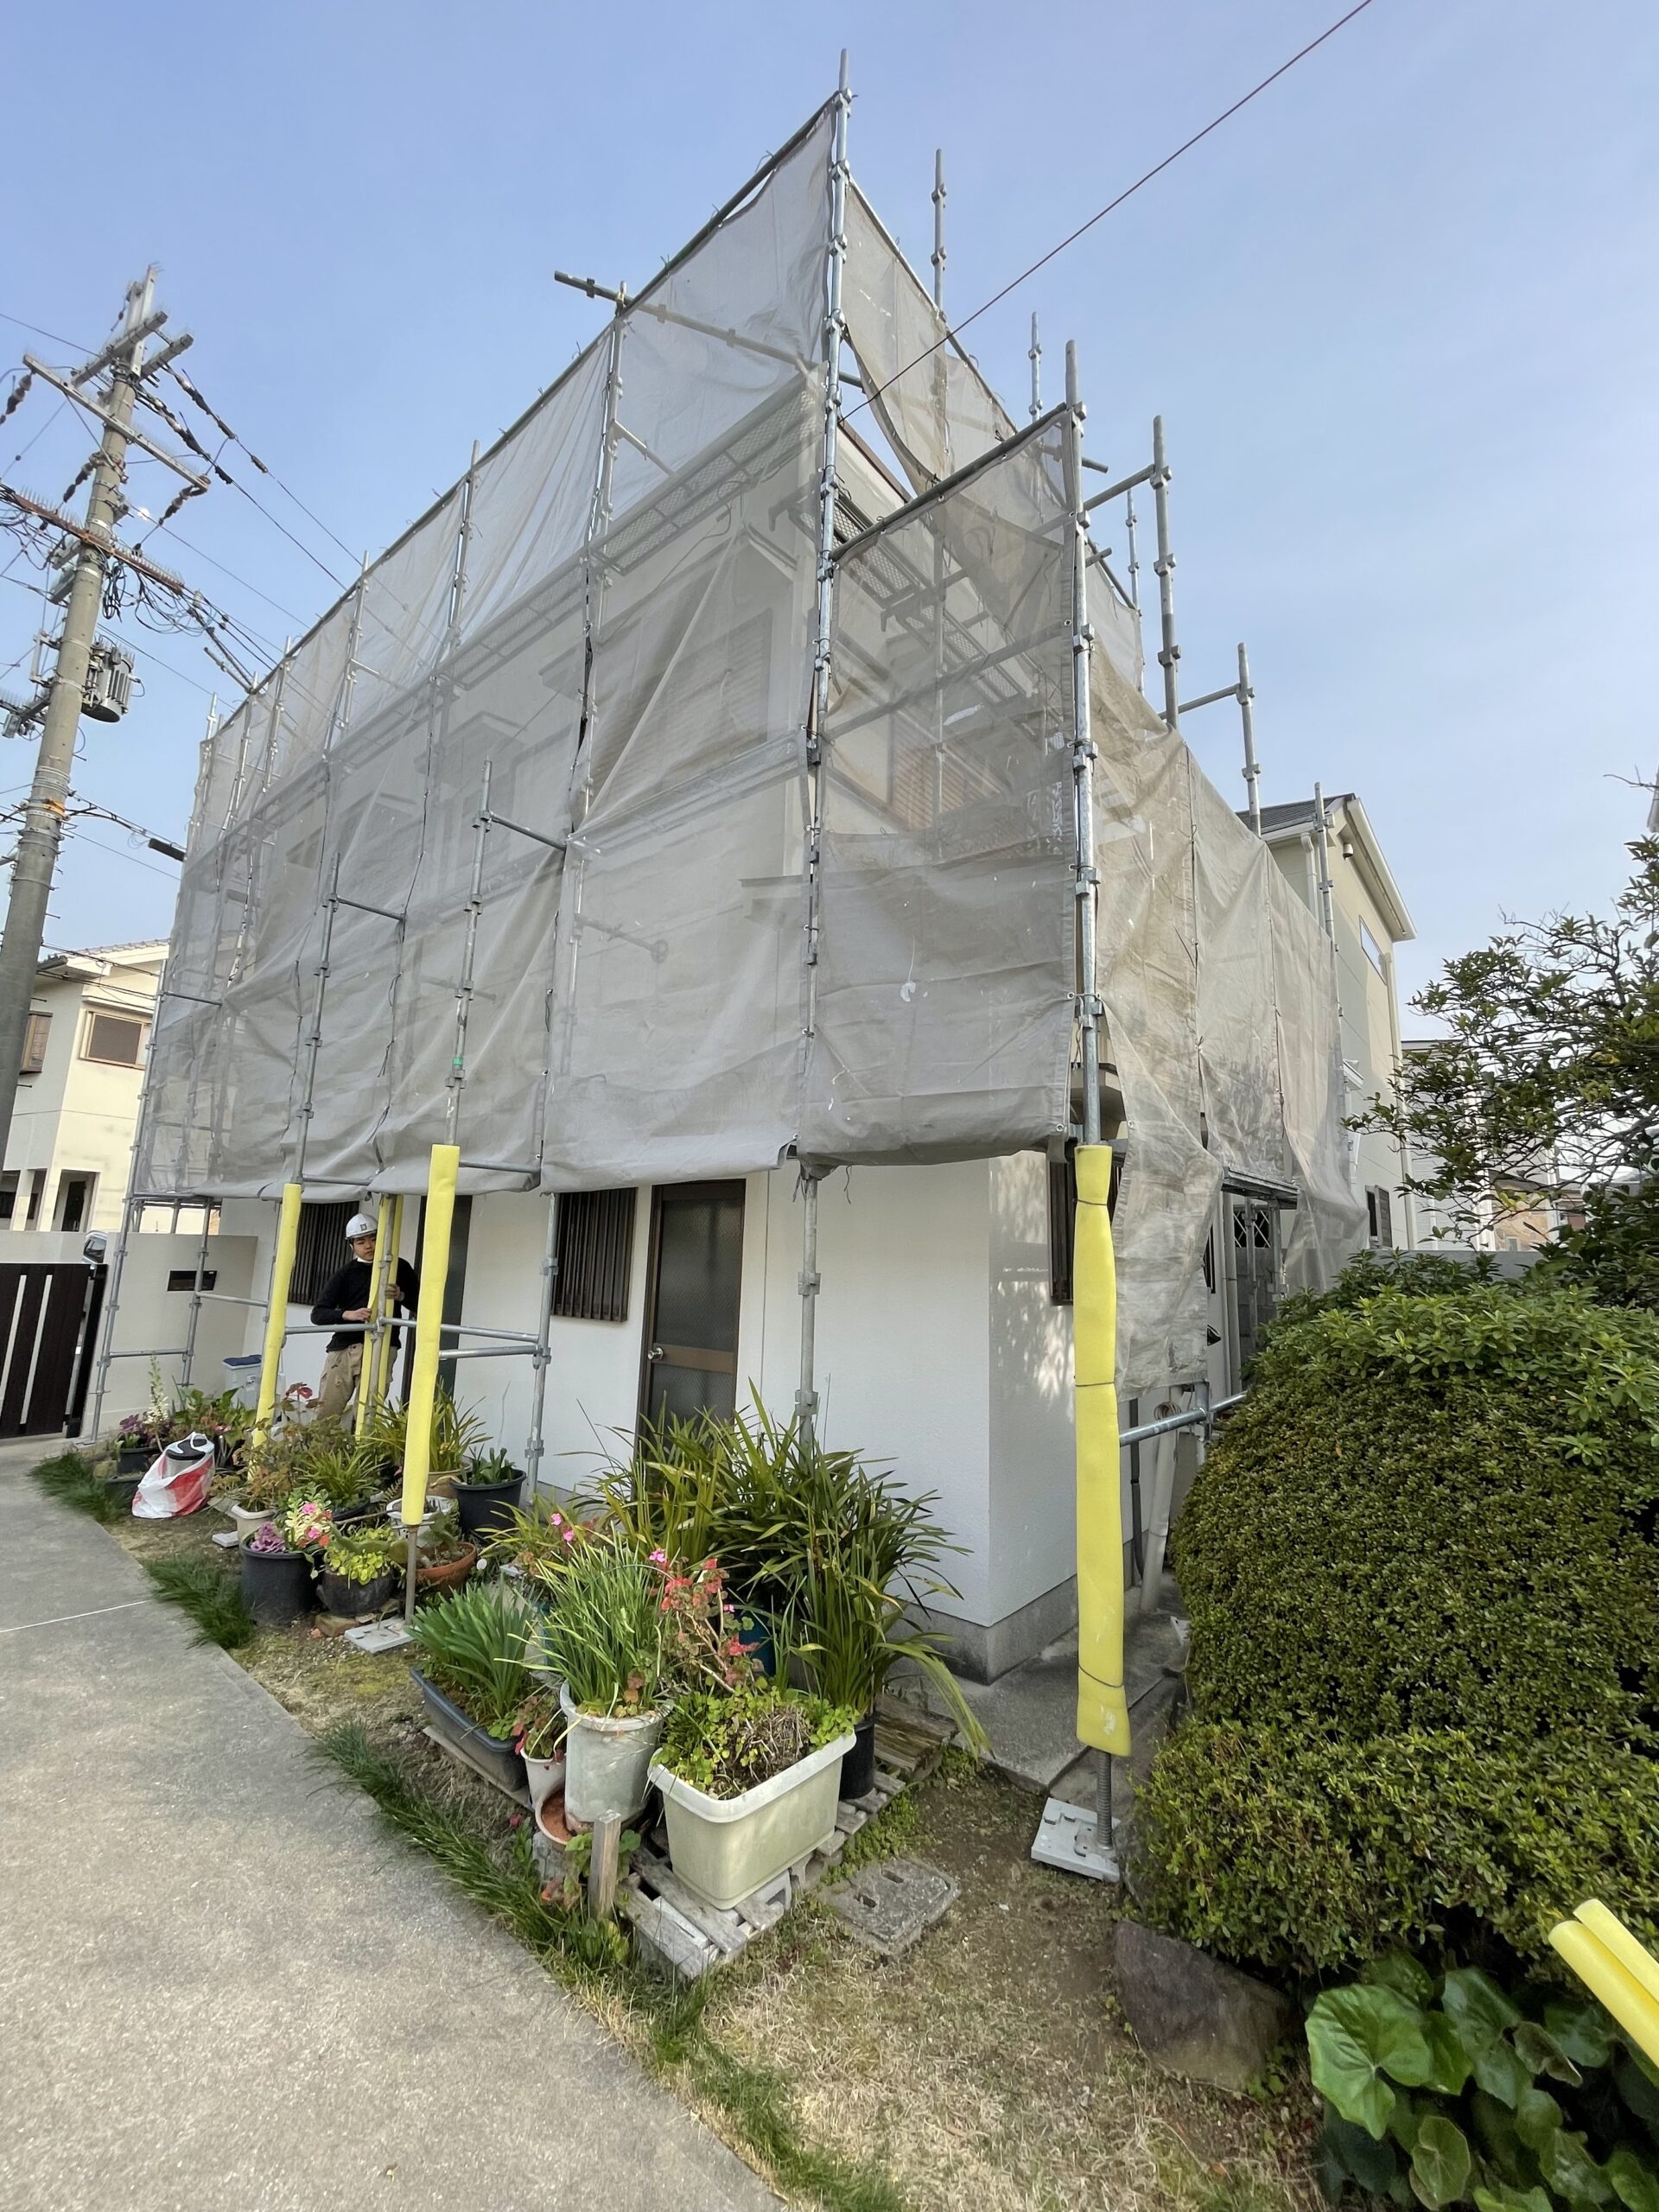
(353, 1194, 393, 1439)
(252, 1183, 304, 1446)
(1074, 1145, 1131, 1755)
(1550, 1914, 1659, 2068)
(400, 1145, 460, 1528)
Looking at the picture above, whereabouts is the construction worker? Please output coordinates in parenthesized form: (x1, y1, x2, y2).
(311, 1211, 419, 1422)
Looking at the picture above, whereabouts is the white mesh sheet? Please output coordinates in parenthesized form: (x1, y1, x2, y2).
(803, 420, 1076, 1163)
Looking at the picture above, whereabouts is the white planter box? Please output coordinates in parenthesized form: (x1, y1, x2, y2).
(650, 1732, 855, 1910)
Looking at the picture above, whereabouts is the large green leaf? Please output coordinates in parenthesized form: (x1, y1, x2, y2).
(1474, 2037, 1535, 2111)
(1444, 1970, 1523, 2058)
(1546, 2004, 1614, 2074)
(1471, 2088, 1535, 2187)
(1473, 2185, 1552, 2212)
(1516, 2020, 1585, 2088)
(1411, 2116, 1473, 2209)
(1536, 2126, 1614, 2209)
(1323, 2107, 1405, 2198)
(1617, 2056, 1659, 2134)
(1423, 2011, 1476, 2097)
(1516, 2088, 1566, 2154)
(1608, 2146, 1659, 2212)
(1310, 1986, 1438, 2138)
(1365, 1952, 1439, 2008)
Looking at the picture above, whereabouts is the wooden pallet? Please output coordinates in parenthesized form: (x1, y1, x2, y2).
(421, 1723, 531, 1808)
(619, 1704, 953, 1980)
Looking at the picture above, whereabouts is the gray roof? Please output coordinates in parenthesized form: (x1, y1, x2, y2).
(1243, 795, 1357, 836)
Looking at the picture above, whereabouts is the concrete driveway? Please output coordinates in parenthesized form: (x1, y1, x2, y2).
(0, 1439, 775, 2211)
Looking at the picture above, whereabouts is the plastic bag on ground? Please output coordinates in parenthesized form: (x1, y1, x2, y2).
(132, 1433, 216, 1519)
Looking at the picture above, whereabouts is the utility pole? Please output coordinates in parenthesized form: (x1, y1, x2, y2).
(0, 273, 162, 1170)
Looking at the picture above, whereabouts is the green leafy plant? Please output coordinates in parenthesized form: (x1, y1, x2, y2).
(512, 1688, 565, 1760)
(31, 1449, 123, 1522)
(419, 1507, 475, 1567)
(655, 1681, 854, 1799)
(577, 1409, 731, 1567)
(144, 1557, 256, 1650)
(364, 1389, 488, 1474)
(325, 1519, 404, 1586)
(293, 1437, 384, 1510)
(479, 1497, 589, 1574)
(1309, 1959, 1659, 2212)
(527, 1529, 666, 1717)
(457, 1446, 519, 1490)
(410, 1581, 539, 1738)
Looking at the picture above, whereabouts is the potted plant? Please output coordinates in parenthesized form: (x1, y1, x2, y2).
(294, 1434, 384, 1524)
(453, 1446, 525, 1541)
(529, 1531, 670, 1825)
(364, 1389, 486, 1498)
(649, 1683, 856, 1908)
(480, 1498, 587, 1579)
(315, 1518, 404, 1618)
(795, 1521, 987, 1796)
(414, 1506, 478, 1594)
(223, 1426, 311, 1540)
(240, 1496, 333, 1626)
(409, 1582, 537, 1795)
(512, 1689, 567, 1811)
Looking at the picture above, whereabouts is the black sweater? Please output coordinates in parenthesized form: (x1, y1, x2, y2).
(310, 1256, 420, 1353)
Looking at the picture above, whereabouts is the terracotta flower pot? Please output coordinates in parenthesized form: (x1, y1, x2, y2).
(415, 1544, 477, 1595)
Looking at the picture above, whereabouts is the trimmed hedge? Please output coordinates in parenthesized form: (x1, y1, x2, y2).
(1141, 1281, 1659, 1976)
(1136, 1724, 1659, 1977)
(1171, 1287, 1659, 1752)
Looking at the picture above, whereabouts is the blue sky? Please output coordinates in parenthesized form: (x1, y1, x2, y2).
(3, 0, 1656, 1009)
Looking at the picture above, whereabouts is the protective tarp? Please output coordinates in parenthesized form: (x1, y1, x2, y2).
(803, 417, 1076, 1163)
(136, 93, 1360, 1372)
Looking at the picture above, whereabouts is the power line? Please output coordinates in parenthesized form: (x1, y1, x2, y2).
(0, 308, 92, 353)
(849, 0, 1383, 425)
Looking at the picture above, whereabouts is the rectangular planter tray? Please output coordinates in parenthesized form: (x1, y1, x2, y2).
(411, 1671, 527, 1803)
(650, 1731, 854, 1911)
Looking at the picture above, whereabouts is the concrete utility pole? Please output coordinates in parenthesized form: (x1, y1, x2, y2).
(0, 274, 157, 1171)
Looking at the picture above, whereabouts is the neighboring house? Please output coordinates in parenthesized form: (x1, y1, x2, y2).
(1401, 1037, 1578, 1254)
(1251, 795, 1417, 1250)
(5, 942, 166, 1236)
(104, 100, 1397, 1683)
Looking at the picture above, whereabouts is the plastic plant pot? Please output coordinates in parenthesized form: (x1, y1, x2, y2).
(413, 1672, 525, 1797)
(239, 1540, 315, 1627)
(116, 1446, 153, 1477)
(330, 1497, 381, 1529)
(453, 1471, 524, 1541)
(559, 1685, 666, 1826)
(227, 1503, 274, 1543)
(521, 1748, 567, 1812)
(414, 1545, 477, 1597)
(841, 1711, 878, 1801)
(315, 1567, 398, 1619)
(104, 1471, 143, 1510)
(650, 1732, 855, 1910)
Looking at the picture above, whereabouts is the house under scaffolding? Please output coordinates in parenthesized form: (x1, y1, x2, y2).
(95, 75, 1361, 1683)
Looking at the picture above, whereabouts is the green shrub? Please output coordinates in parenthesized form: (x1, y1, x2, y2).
(1172, 1287, 1659, 1752)
(1142, 1284, 1659, 1978)
(1135, 1725, 1659, 1978)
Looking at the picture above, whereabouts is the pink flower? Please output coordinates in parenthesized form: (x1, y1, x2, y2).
(561, 1527, 576, 1543)
(649, 1548, 667, 1566)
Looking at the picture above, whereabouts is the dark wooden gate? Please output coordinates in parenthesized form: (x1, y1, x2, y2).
(0, 1262, 105, 1438)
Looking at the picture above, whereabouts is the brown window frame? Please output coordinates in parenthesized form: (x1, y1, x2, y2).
(21, 1010, 50, 1075)
(81, 1009, 147, 1068)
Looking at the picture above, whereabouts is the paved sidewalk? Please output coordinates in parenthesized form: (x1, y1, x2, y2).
(0, 1440, 775, 2212)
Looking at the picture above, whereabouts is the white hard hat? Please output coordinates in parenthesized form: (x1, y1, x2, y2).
(346, 1213, 377, 1241)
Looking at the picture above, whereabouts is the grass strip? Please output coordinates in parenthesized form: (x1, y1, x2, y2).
(317, 1720, 910, 2212)
(30, 1450, 122, 1523)
(143, 1556, 257, 1650)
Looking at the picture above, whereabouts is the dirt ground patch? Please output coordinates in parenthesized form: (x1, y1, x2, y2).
(99, 1484, 1319, 2212)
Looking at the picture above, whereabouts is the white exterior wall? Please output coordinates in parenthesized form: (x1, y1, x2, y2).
(91, 1230, 258, 1432)
(7, 950, 166, 1237)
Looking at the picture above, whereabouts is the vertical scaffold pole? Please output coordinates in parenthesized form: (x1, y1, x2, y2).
(1029, 314, 1042, 423)
(294, 857, 340, 1185)
(353, 1192, 394, 1438)
(524, 1193, 560, 1490)
(376, 1194, 406, 1408)
(1066, 342, 1129, 1861)
(1238, 642, 1262, 836)
(1124, 486, 1141, 612)
(1313, 779, 1337, 943)
(931, 149, 946, 310)
(797, 52, 852, 1446)
(446, 763, 493, 1147)
(179, 1204, 213, 1387)
(1151, 416, 1179, 732)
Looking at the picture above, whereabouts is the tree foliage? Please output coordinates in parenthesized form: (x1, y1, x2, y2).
(1361, 838, 1659, 1304)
